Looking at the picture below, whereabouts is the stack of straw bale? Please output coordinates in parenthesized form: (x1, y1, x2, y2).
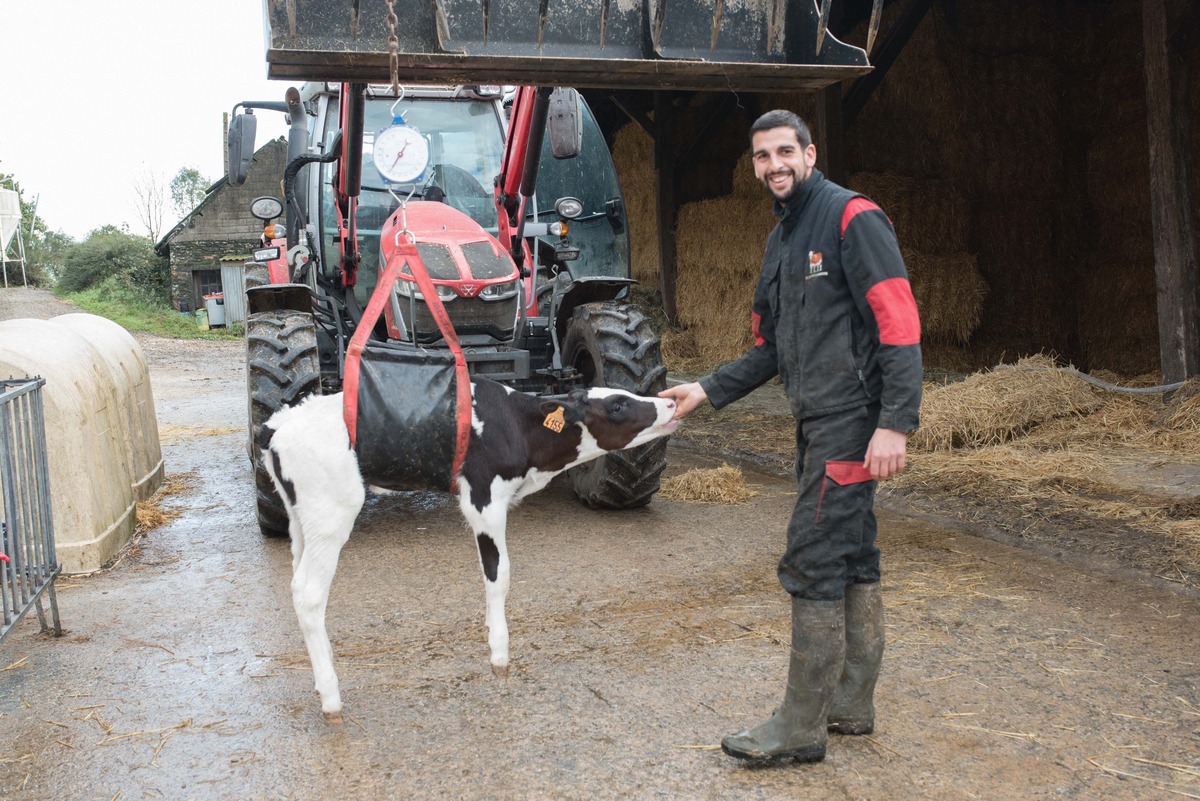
(847, 172, 984, 345)
(845, 3, 960, 179)
(611, 123, 660, 289)
(670, 151, 777, 366)
(1075, 0, 1160, 375)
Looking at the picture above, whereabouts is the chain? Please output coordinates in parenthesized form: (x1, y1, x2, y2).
(385, 0, 400, 96)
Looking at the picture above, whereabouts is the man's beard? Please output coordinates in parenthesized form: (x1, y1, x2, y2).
(763, 169, 808, 202)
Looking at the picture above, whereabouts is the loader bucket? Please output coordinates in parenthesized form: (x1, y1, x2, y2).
(264, 0, 871, 90)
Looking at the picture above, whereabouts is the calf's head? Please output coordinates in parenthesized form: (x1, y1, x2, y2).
(541, 388, 677, 463)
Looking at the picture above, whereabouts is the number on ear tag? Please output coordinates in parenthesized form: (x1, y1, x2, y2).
(543, 406, 566, 433)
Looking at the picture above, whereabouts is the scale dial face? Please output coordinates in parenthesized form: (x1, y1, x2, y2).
(372, 124, 431, 184)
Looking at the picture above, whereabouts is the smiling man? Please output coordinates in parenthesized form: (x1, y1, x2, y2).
(660, 110, 923, 766)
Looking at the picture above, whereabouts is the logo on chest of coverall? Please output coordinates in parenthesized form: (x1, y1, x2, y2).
(807, 251, 826, 279)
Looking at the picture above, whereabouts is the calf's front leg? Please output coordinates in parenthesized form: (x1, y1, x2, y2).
(458, 483, 513, 676)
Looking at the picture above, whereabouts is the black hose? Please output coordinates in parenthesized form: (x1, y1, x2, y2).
(282, 131, 342, 252)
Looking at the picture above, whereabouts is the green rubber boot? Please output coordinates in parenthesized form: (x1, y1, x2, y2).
(721, 598, 845, 765)
(828, 582, 884, 735)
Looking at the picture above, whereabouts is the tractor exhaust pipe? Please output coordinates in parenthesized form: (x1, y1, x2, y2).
(285, 87, 307, 250)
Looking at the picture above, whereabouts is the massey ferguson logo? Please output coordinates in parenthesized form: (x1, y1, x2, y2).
(459, 283, 480, 298)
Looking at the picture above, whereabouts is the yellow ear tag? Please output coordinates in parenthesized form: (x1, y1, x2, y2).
(543, 406, 566, 433)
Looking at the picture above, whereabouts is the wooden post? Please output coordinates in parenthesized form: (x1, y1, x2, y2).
(814, 83, 847, 186)
(1143, 0, 1200, 383)
(654, 92, 679, 325)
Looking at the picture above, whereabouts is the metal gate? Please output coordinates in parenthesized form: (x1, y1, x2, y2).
(1, 377, 62, 642)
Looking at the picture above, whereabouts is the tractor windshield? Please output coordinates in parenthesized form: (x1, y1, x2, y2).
(319, 94, 506, 305)
(359, 96, 505, 228)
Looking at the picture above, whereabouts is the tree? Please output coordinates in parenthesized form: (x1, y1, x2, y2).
(58, 226, 158, 296)
(132, 169, 166, 243)
(170, 166, 210, 219)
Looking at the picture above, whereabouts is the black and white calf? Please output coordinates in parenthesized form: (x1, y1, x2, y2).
(260, 377, 678, 721)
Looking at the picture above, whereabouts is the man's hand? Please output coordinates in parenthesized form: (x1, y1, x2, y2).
(864, 428, 909, 480)
(658, 382, 708, 420)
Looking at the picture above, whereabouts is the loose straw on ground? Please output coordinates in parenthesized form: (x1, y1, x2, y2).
(658, 464, 758, 504)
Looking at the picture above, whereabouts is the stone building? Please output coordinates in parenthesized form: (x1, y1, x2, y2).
(155, 138, 286, 317)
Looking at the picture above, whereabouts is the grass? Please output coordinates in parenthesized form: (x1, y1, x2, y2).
(63, 285, 243, 340)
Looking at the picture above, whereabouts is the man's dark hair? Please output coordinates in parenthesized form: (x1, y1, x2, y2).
(750, 110, 812, 148)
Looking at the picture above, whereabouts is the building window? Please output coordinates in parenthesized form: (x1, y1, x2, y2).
(193, 269, 222, 310)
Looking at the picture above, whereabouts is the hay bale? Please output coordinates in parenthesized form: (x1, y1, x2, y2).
(611, 123, 660, 288)
(1078, 252, 1159, 376)
(847, 172, 969, 253)
(730, 150, 761, 199)
(658, 464, 758, 504)
(937, 2, 1062, 60)
(911, 355, 1103, 452)
(903, 249, 987, 344)
(844, 6, 959, 178)
(659, 327, 709, 373)
(673, 193, 777, 365)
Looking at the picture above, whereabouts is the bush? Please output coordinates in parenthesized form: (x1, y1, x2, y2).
(57, 226, 166, 297)
(67, 275, 241, 340)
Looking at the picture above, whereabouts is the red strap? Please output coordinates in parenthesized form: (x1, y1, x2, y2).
(0, 552, 9, 563)
(865, 277, 921, 346)
(343, 238, 473, 493)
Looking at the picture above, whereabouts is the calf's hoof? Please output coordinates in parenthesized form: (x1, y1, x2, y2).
(323, 710, 345, 724)
(491, 663, 510, 678)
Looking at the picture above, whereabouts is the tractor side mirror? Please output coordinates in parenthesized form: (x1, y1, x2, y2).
(227, 111, 258, 186)
(546, 88, 583, 160)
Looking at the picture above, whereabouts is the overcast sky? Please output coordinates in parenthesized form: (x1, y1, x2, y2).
(1, 0, 292, 241)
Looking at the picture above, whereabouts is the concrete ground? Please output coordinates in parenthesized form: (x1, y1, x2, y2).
(1, 289, 1198, 800)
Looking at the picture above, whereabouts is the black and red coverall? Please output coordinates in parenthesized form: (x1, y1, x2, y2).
(699, 169, 923, 601)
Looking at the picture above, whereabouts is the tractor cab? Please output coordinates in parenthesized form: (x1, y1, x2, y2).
(297, 83, 630, 340)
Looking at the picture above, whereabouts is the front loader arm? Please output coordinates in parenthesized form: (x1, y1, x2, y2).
(495, 86, 552, 274)
(335, 82, 367, 289)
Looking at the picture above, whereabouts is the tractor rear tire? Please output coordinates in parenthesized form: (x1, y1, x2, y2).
(562, 301, 669, 509)
(246, 309, 320, 538)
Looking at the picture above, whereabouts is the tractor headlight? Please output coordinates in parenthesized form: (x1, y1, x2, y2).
(397, 279, 457, 302)
(480, 280, 519, 301)
(555, 196, 584, 219)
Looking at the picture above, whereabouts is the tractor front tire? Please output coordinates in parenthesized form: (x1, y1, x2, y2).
(246, 309, 320, 537)
(562, 301, 669, 509)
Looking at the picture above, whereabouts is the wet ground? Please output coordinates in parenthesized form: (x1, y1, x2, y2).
(1, 288, 1199, 800)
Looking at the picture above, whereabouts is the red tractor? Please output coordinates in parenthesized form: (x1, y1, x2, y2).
(226, 0, 875, 537)
(229, 83, 668, 535)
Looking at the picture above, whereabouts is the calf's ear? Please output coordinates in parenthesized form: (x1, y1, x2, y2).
(538, 400, 585, 429)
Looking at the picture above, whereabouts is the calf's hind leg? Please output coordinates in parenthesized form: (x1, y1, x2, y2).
(289, 493, 364, 722)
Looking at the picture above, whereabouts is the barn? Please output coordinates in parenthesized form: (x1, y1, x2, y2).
(155, 138, 287, 321)
(582, 0, 1198, 384)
